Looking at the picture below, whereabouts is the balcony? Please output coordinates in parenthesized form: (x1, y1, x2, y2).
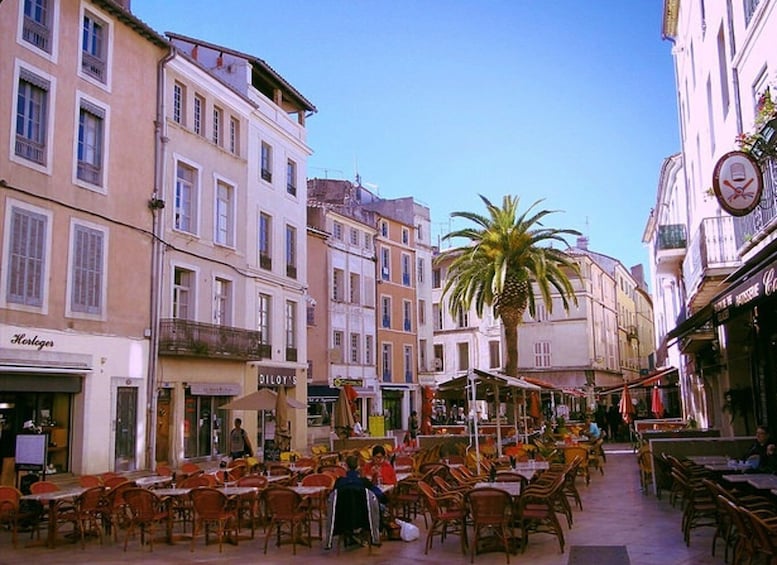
(682, 216, 740, 312)
(259, 253, 272, 270)
(158, 318, 269, 361)
(734, 158, 777, 251)
(286, 347, 298, 362)
(654, 224, 687, 273)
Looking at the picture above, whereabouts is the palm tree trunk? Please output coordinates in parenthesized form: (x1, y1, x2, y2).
(503, 317, 519, 377)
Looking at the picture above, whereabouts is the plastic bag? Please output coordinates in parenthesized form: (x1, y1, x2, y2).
(397, 519, 419, 542)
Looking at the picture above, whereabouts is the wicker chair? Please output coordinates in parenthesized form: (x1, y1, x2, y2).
(319, 465, 346, 479)
(102, 480, 136, 542)
(417, 480, 467, 555)
(78, 475, 102, 488)
(264, 486, 310, 555)
(466, 487, 513, 564)
(189, 487, 240, 552)
(122, 488, 169, 552)
(0, 486, 23, 548)
(235, 474, 269, 534)
(300, 472, 335, 539)
(515, 473, 566, 554)
(61, 486, 106, 549)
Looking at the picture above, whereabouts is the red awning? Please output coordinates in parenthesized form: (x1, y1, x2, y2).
(597, 367, 678, 395)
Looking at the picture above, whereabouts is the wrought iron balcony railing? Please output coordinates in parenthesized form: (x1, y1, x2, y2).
(158, 318, 269, 360)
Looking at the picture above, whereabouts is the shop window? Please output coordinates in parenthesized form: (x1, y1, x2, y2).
(183, 389, 227, 458)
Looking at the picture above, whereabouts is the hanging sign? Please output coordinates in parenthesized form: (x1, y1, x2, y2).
(712, 151, 763, 216)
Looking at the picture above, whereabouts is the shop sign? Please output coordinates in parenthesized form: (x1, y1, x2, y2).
(10, 333, 54, 351)
(418, 374, 437, 387)
(333, 377, 363, 388)
(257, 366, 297, 387)
(713, 258, 777, 323)
(712, 151, 763, 216)
(189, 383, 242, 396)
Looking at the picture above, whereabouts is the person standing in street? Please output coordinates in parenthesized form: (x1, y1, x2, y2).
(229, 418, 252, 460)
(408, 410, 419, 446)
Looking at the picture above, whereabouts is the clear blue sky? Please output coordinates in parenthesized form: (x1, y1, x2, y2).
(132, 0, 679, 274)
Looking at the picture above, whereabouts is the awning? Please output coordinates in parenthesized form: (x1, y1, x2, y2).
(712, 249, 777, 325)
(597, 367, 678, 395)
(307, 385, 339, 402)
(666, 304, 713, 342)
(522, 376, 561, 390)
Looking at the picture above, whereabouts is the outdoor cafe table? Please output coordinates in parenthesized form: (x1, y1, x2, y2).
(134, 475, 173, 488)
(510, 461, 550, 481)
(721, 474, 753, 484)
(20, 487, 87, 548)
(688, 455, 730, 466)
(471, 481, 522, 498)
(745, 474, 777, 491)
(705, 461, 751, 473)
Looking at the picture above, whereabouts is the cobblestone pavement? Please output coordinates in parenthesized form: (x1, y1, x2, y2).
(0, 444, 726, 564)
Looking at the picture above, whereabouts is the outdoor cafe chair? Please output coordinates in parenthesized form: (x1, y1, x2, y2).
(319, 465, 346, 479)
(563, 446, 590, 485)
(79, 475, 102, 488)
(155, 465, 173, 477)
(742, 504, 777, 564)
(323, 486, 380, 554)
(417, 480, 467, 556)
(560, 458, 583, 512)
(466, 486, 512, 564)
(235, 474, 268, 533)
(300, 472, 335, 539)
(0, 486, 23, 548)
(102, 480, 136, 542)
(515, 474, 566, 554)
(189, 487, 240, 552)
(122, 488, 169, 552)
(264, 486, 310, 555)
(61, 485, 106, 549)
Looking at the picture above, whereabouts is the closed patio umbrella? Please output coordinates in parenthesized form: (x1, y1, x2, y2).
(651, 386, 664, 418)
(333, 387, 355, 439)
(619, 385, 635, 424)
(275, 386, 291, 451)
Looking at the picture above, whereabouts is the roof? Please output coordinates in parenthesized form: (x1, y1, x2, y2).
(597, 367, 678, 394)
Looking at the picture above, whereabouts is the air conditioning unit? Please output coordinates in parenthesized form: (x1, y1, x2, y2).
(433, 358, 443, 370)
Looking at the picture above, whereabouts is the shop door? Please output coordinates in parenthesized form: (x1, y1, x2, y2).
(115, 387, 137, 471)
(155, 389, 171, 464)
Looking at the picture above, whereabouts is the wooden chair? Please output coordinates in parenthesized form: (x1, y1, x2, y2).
(264, 486, 310, 555)
(122, 488, 169, 552)
(637, 448, 654, 494)
(466, 487, 512, 564)
(190, 487, 240, 552)
(235, 475, 269, 534)
(417, 481, 467, 555)
(563, 446, 590, 485)
(300, 472, 335, 539)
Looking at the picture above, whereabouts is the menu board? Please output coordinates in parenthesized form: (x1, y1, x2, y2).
(15, 434, 47, 471)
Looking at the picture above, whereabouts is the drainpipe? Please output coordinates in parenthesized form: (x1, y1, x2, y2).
(145, 46, 175, 470)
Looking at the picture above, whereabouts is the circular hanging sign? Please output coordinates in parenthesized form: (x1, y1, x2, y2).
(712, 151, 764, 216)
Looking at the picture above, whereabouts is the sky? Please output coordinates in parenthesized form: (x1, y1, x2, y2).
(132, 0, 679, 275)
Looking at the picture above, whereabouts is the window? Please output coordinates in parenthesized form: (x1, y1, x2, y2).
(332, 268, 344, 302)
(365, 335, 373, 365)
(6, 205, 47, 307)
(403, 300, 412, 332)
(213, 277, 231, 325)
(70, 223, 104, 315)
(215, 180, 234, 246)
(416, 223, 423, 242)
(418, 300, 426, 325)
(172, 267, 193, 319)
(350, 333, 360, 363)
(404, 345, 413, 383)
(333, 331, 344, 362)
(76, 100, 105, 187)
(193, 94, 204, 135)
(229, 117, 238, 155)
(286, 159, 296, 195)
(260, 142, 272, 182)
(419, 339, 427, 371)
(15, 70, 49, 166)
(258, 293, 271, 345)
(333, 221, 343, 240)
(81, 11, 106, 82)
(401, 253, 411, 286)
(259, 212, 271, 270)
(382, 343, 392, 381)
(457, 308, 469, 328)
(534, 341, 551, 368)
(381, 296, 391, 328)
(285, 301, 297, 361)
(744, 0, 761, 26)
(285, 224, 297, 279)
(489, 341, 501, 369)
(380, 247, 390, 280)
(23, 0, 52, 53)
(350, 228, 359, 245)
(173, 82, 184, 124)
(433, 344, 444, 372)
(364, 233, 372, 250)
(401, 228, 409, 244)
(458, 342, 469, 371)
(433, 303, 442, 330)
(380, 221, 388, 237)
(432, 268, 441, 289)
(417, 257, 425, 283)
(534, 303, 547, 322)
(349, 273, 360, 303)
(212, 106, 222, 146)
(174, 162, 197, 234)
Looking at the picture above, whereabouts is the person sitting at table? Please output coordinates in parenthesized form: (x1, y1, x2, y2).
(362, 445, 397, 486)
(742, 425, 777, 472)
(583, 415, 601, 440)
(333, 455, 387, 545)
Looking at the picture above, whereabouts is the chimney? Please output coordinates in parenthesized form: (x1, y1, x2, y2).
(577, 236, 589, 250)
(113, 0, 131, 11)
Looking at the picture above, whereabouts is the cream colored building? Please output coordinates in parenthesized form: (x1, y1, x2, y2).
(0, 0, 168, 475)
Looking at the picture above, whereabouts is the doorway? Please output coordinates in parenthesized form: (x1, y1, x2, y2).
(114, 387, 137, 471)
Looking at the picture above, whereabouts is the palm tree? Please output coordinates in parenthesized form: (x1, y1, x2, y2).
(438, 195, 581, 377)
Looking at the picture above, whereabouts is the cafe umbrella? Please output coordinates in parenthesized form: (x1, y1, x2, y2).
(333, 386, 356, 439)
(651, 385, 665, 418)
